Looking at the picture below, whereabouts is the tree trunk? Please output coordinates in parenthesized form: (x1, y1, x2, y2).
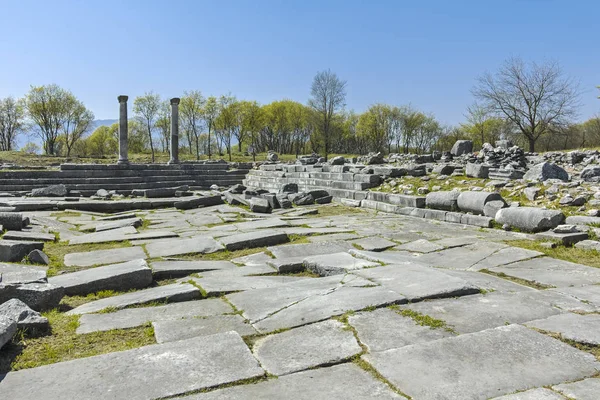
(528, 137, 535, 153)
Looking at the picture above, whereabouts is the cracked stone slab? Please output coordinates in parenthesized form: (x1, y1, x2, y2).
(440, 270, 537, 293)
(0, 263, 46, 284)
(433, 236, 481, 248)
(63, 246, 147, 267)
(0, 331, 265, 400)
(76, 299, 232, 334)
(193, 264, 276, 278)
(488, 257, 600, 288)
(349, 249, 422, 265)
(231, 251, 273, 266)
(395, 239, 445, 253)
(49, 259, 152, 296)
(67, 226, 138, 245)
(268, 241, 353, 259)
(351, 237, 397, 252)
(181, 363, 405, 399)
(553, 378, 600, 400)
(253, 319, 361, 376)
(469, 246, 544, 271)
(218, 231, 289, 250)
(303, 252, 380, 276)
(401, 291, 568, 334)
(187, 214, 224, 227)
(548, 285, 600, 309)
(3, 230, 55, 242)
(525, 313, 600, 346)
(153, 314, 257, 343)
(67, 283, 200, 315)
(252, 284, 406, 333)
(353, 264, 480, 301)
(363, 324, 600, 400)
(188, 275, 310, 296)
(348, 308, 453, 352)
(145, 236, 224, 258)
(308, 233, 361, 243)
(413, 241, 509, 270)
(149, 260, 237, 279)
(491, 388, 567, 399)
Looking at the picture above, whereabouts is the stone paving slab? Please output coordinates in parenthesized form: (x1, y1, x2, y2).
(153, 315, 257, 343)
(401, 291, 566, 334)
(76, 299, 232, 334)
(395, 239, 445, 253)
(351, 236, 397, 252)
(469, 246, 544, 270)
(307, 232, 361, 243)
(182, 363, 405, 399)
(194, 264, 276, 278)
(413, 241, 509, 269)
(0, 331, 265, 400)
(441, 269, 537, 293)
(188, 275, 309, 296)
(94, 217, 143, 232)
(525, 313, 600, 345)
(363, 324, 600, 400)
(354, 264, 480, 301)
(252, 284, 406, 333)
(64, 246, 147, 267)
(268, 241, 353, 259)
(67, 283, 200, 315)
(145, 236, 224, 258)
(231, 251, 273, 266)
(187, 214, 224, 227)
(219, 231, 289, 251)
(348, 308, 453, 352)
(549, 285, 600, 309)
(304, 252, 380, 276)
(0, 263, 46, 284)
(150, 260, 237, 279)
(349, 249, 420, 264)
(67, 226, 138, 244)
(49, 259, 152, 296)
(489, 257, 600, 288)
(2, 230, 55, 242)
(492, 388, 566, 399)
(253, 319, 361, 376)
(553, 378, 600, 400)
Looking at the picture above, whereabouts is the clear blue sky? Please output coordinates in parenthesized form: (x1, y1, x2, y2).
(1, 0, 598, 125)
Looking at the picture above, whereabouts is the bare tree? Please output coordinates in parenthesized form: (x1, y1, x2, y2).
(472, 57, 579, 152)
(0, 96, 26, 151)
(308, 69, 347, 160)
(155, 101, 171, 153)
(133, 92, 161, 162)
(61, 97, 94, 157)
(180, 90, 205, 160)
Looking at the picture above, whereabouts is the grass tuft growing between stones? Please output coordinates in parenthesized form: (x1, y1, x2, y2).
(0, 309, 155, 373)
(535, 329, 600, 362)
(44, 240, 133, 276)
(508, 239, 600, 269)
(307, 204, 366, 217)
(479, 269, 555, 290)
(352, 357, 413, 399)
(389, 305, 456, 334)
(177, 247, 269, 262)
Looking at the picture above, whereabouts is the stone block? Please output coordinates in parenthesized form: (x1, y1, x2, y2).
(249, 197, 271, 213)
(535, 231, 588, 245)
(0, 298, 49, 333)
(466, 162, 489, 178)
(14, 282, 64, 311)
(457, 191, 504, 215)
(0, 240, 44, 262)
(219, 231, 289, 251)
(0, 212, 25, 231)
(0, 315, 17, 349)
(426, 191, 460, 211)
(495, 207, 565, 232)
(64, 246, 147, 267)
(450, 139, 473, 155)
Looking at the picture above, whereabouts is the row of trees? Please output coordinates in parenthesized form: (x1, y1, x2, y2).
(1, 59, 598, 159)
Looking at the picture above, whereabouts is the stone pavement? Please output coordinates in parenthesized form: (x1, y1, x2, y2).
(1, 203, 600, 399)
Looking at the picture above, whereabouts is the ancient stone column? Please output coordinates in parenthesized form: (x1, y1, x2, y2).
(168, 97, 180, 165)
(117, 95, 129, 165)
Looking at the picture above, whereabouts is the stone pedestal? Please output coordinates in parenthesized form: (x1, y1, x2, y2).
(168, 98, 180, 165)
(117, 95, 129, 165)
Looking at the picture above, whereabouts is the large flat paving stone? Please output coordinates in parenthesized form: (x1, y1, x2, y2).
(218, 231, 289, 250)
(49, 259, 152, 296)
(253, 320, 361, 376)
(489, 257, 600, 288)
(0, 331, 265, 400)
(348, 308, 453, 352)
(469, 246, 544, 270)
(268, 240, 353, 259)
(492, 388, 567, 399)
(553, 378, 600, 400)
(401, 291, 565, 334)
(64, 246, 147, 267)
(441, 269, 537, 293)
(67, 283, 200, 315)
(182, 363, 405, 399)
(3, 230, 55, 242)
(525, 313, 600, 346)
(414, 241, 509, 269)
(150, 260, 237, 279)
(67, 226, 138, 244)
(304, 252, 380, 276)
(145, 236, 224, 258)
(153, 314, 257, 343)
(187, 275, 310, 296)
(351, 236, 397, 252)
(77, 299, 232, 334)
(349, 249, 421, 264)
(363, 324, 600, 400)
(0, 263, 46, 284)
(353, 263, 480, 301)
(549, 285, 600, 309)
(395, 239, 444, 253)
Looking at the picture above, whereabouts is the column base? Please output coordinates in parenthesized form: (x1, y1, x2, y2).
(167, 159, 179, 165)
(117, 159, 130, 165)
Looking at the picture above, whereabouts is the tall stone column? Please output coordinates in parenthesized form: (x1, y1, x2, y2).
(117, 95, 129, 165)
(168, 97, 180, 165)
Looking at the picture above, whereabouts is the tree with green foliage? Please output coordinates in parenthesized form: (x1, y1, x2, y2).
(133, 92, 161, 162)
(155, 101, 171, 153)
(0, 96, 26, 151)
(180, 90, 206, 159)
(203, 96, 219, 159)
(308, 69, 347, 160)
(86, 125, 118, 157)
(61, 95, 94, 157)
(239, 100, 262, 160)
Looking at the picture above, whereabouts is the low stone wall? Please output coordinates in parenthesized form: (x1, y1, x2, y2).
(0, 162, 250, 195)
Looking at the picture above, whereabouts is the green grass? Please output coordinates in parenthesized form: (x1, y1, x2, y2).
(0, 309, 155, 372)
(43, 240, 133, 276)
(508, 239, 600, 269)
(389, 305, 456, 333)
(479, 269, 554, 290)
(307, 204, 366, 217)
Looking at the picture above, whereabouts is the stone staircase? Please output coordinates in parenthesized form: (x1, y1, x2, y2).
(0, 162, 251, 196)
